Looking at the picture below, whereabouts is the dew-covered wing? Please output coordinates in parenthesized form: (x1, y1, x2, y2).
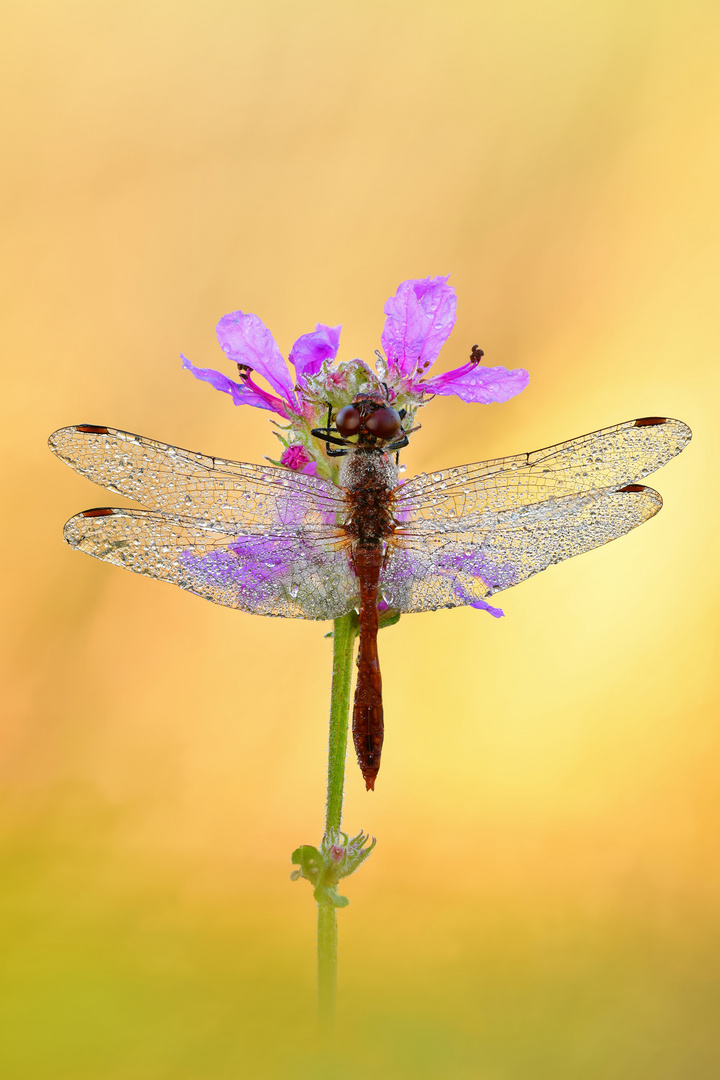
(383, 484, 663, 614)
(48, 424, 345, 528)
(394, 417, 691, 523)
(63, 507, 357, 620)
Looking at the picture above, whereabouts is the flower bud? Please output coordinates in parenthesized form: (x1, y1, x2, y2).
(290, 829, 376, 907)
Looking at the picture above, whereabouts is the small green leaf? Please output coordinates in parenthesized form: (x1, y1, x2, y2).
(291, 845, 324, 887)
(379, 610, 401, 631)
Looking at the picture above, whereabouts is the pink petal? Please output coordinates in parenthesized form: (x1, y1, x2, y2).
(215, 310, 296, 403)
(182, 355, 287, 415)
(420, 362, 529, 404)
(241, 374, 290, 415)
(180, 537, 293, 601)
(280, 444, 312, 470)
(279, 445, 319, 476)
(380, 276, 456, 378)
(451, 580, 504, 617)
(289, 324, 342, 379)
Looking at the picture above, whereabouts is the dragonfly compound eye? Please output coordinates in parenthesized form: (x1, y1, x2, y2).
(365, 407, 401, 440)
(336, 405, 362, 438)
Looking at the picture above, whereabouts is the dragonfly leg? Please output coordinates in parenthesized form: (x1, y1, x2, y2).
(386, 417, 419, 453)
(311, 430, 350, 455)
(311, 403, 354, 456)
(310, 428, 349, 447)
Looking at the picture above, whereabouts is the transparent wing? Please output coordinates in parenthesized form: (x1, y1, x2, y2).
(50, 424, 357, 619)
(394, 417, 691, 522)
(64, 507, 357, 620)
(48, 424, 345, 527)
(383, 484, 664, 614)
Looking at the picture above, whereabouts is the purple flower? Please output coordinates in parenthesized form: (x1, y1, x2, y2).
(451, 582, 505, 619)
(289, 325, 342, 379)
(183, 317, 342, 418)
(438, 550, 517, 593)
(421, 356, 529, 404)
(182, 277, 527, 426)
(180, 536, 294, 606)
(382, 542, 513, 619)
(381, 275, 457, 378)
(381, 276, 529, 403)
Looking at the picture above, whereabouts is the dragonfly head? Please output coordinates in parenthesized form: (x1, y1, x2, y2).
(336, 400, 402, 445)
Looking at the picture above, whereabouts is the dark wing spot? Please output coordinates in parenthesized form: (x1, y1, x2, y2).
(76, 424, 110, 434)
(618, 484, 646, 493)
(82, 508, 115, 517)
(634, 417, 667, 427)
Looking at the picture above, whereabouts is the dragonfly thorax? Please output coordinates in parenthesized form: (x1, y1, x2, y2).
(340, 446, 399, 544)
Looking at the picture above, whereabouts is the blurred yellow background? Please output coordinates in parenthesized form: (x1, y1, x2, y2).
(2, 1, 719, 1076)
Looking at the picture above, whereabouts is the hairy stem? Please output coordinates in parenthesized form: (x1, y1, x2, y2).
(324, 612, 358, 835)
(318, 611, 358, 1024)
(317, 902, 337, 1023)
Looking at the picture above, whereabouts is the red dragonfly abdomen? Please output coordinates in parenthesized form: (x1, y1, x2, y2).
(352, 540, 384, 791)
(340, 441, 399, 789)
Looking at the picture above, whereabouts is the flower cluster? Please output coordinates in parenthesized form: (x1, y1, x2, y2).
(291, 829, 377, 908)
(183, 276, 528, 477)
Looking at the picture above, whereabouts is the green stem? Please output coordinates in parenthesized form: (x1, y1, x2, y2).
(324, 612, 358, 835)
(317, 902, 337, 1023)
(318, 611, 358, 1024)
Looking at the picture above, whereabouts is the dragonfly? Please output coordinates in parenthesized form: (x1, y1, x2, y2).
(49, 409, 691, 789)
